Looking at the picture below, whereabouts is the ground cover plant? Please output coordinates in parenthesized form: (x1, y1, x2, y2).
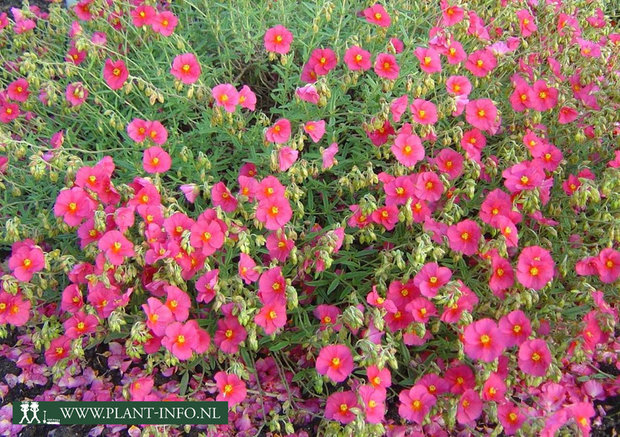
(0, 0, 619, 435)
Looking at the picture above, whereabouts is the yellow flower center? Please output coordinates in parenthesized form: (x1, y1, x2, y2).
(477, 109, 486, 117)
(530, 267, 539, 276)
(480, 334, 490, 345)
(77, 322, 85, 330)
(182, 64, 190, 72)
(177, 335, 185, 344)
(23, 258, 32, 267)
(112, 242, 122, 253)
(68, 202, 77, 212)
(225, 329, 233, 339)
(531, 352, 541, 361)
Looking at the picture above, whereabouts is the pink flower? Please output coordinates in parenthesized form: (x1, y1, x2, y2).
(0, 292, 30, 326)
(103, 59, 129, 90)
(363, 3, 390, 27)
(410, 99, 438, 125)
(414, 171, 443, 201)
(398, 385, 436, 424)
(447, 219, 481, 256)
(264, 25, 293, 54)
(212, 84, 239, 113)
(371, 205, 399, 231)
(434, 148, 464, 179)
(390, 95, 408, 122)
(255, 196, 292, 230)
(530, 80, 558, 111)
(7, 78, 29, 102)
(278, 147, 298, 172)
(516, 246, 555, 290)
(64, 311, 98, 338)
(465, 49, 497, 77)
(518, 338, 551, 376)
(61, 284, 83, 313)
(214, 316, 247, 354)
(254, 302, 287, 335)
(414, 262, 451, 298)
(314, 304, 342, 331)
(214, 371, 247, 406)
(316, 344, 354, 383)
(256, 175, 285, 202)
(499, 310, 532, 348)
(0, 103, 19, 123)
(344, 46, 372, 71)
(142, 297, 174, 337)
(304, 120, 326, 143)
(309, 48, 338, 76)
(446, 75, 471, 96)
(152, 11, 178, 36)
(465, 99, 498, 132)
(170, 53, 201, 84)
(295, 84, 320, 104)
(441, 2, 464, 26)
(498, 402, 526, 435)
(568, 402, 595, 435)
(489, 254, 515, 298)
(190, 215, 226, 256)
(54, 187, 94, 226)
(457, 389, 482, 425)
(130, 377, 154, 401)
(45, 335, 71, 366)
(596, 248, 620, 283)
(359, 385, 385, 424)
(211, 181, 238, 212)
(238, 253, 260, 284)
(445, 363, 475, 394)
(238, 85, 256, 110)
(265, 118, 291, 144)
(367, 365, 392, 389)
(161, 321, 199, 360)
(322, 142, 338, 169)
(482, 372, 506, 402)
(180, 184, 200, 203)
(196, 270, 218, 304)
(510, 81, 533, 112)
(384, 176, 414, 206)
(66, 82, 88, 106)
(443, 40, 467, 64)
(495, 215, 519, 248)
(325, 391, 358, 424)
(131, 5, 156, 27)
(257, 266, 286, 305)
(461, 128, 486, 162)
(557, 106, 578, 124)
(266, 232, 295, 262)
(165, 285, 191, 322)
(391, 132, 424, 167)
(463, 318, 505, 362)
(98, 230, 135, 265)
(414, 47, 442, 74)
(127, 118, 149, 143)
(374, 53, 399, 80)
(145, 120, 168, 145)
(516, 9, 537, 37)
(143, 146, 171, 174)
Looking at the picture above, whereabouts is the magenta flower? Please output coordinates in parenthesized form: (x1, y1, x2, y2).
(465, 98, 498, 132)
(391, 131, 424, 167)
(129, 377, 154, 401)
(325, 390, 358, 424)
(414, 262, 451, 298)
(516, 246, 555, 290)
(0, 292, 30, 326)
(596, 248, 620, 283)
(518, 338, 551, 376)
(264, 25, 293, 54)
(254, 302, 287, 335)
(45, 335, 71, 366)
(447, 219, 481, 256)
(489, 254, 515, 298)
(170, 53, 201, 84)
(131, 5, 156, 27)
(398, 385, 436, 424)
(214, 372, 247, 406)
(374, 53, 399, 80)
(498, 402, 526, 435)
(143, 146, 171, 174)
(142, 297, 174, 337)
(414, 171, 444, 201)
(211, 181, 238, 212)
(238, 85, 256, 111)
(414, 47, 441, 74)
(238, 253, 260, 284)
(7, 78, 30, 102)
(359, 385, 385, 424)
(463, 318, 505, 362)
(161, 321, 198, 360)
(371, 205, 399, 231)
(363, 3, 391, 27)
(313, 304, 342, 331)
(256, 175, 285, 202)
(152, 11, 178, 36)
(265, 118, 291, 144)
(499, 310, 532, 348)
(66, 82, 88, 106)
(344, 46, 372, 71)
(465, 49, 497, 77)
(265, 231, 295, 262)
(190, 216, 226, 256)
(304, 120, 326, 143)
(255, 196, 292, 230)
(64, 311, 98, 339)
(516, 9, 537, 37)
(214, 317, 247, 354)
(164, 285, 191, 322)
(390, 95, 408, 122)
(322, 142, 339, 169)
(195, 269, 219, 304)
(98, 230, 135, 265)
(446, 75, 472, 97)
(457, 389, 482, 426)
(316, 344, 354, 383)
(309, 48, 338, 76)
(212, 84, 239, 113)
(367, 365, 392, 390)
(410, 99, 438, 125)
(8, 244, 45, 282)
(103, 59, 129, 90)
(434, 148, 464, 179)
